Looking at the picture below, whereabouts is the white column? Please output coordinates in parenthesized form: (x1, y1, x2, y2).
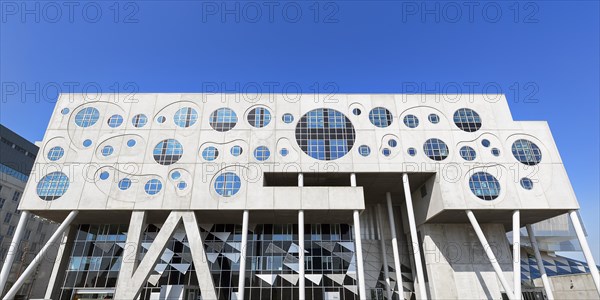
(353, 210, 367, 300)
(525, 224, 553, 300)
(466, 210, 516, 300)
(376, 204, 393, 300)
(402, 174, 428, 300)
(0, 211, 28, 295)
(3, 211, 78, 300)
(237, 210, 250, 300)
(568, 210, 600, 296)
(512, 210, 521, 299)
(298, 210, 305, 300)
(386, 192, 404, 299)
(350, 172, 357, 187)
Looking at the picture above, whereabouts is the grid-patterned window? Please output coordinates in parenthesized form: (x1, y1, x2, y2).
(382, 148, 391, 157)
(459, 146, 476, 161)
(512, 139, 542, 165)
(428, 113, 440, 124)
(7, 225, 15, 236)
(153, 139, 183, 165)
(214, 172, 241, 197)
(11, 191, 20, 202)
(117, 178, 131, 190)
(36, 172, 69, 200)
(403, 114, 419, 128)
(282, 113, 294, 124)
(253, 146, 271, 161)
(202, 146, 219, 161)
(368, 107, 393, 128)
(101, 145, 114, 157)
(47, 146, 64, 161)
(107, 114, 123, 128)
(453, 108, 482, 132)
(358, 145, 370, 156)
(174, 107, 198, 128)
(230, 146, 243, 156)
(23, 230, 31, 240)
(144, 179, 162, 195)
(209, 108, 238, 132)
(0, 198, 5, 209)
(388, 139, 398, 147)
(247, 107, 272, 128)
(469, 172, 500, 200)
(132, 114, 148, 128)
(3, 213, 11, 224)
(295, 108, 355, 161)
(520, 178, 534, 190)
(74, 107, 100, 127)
(423, 138, 449, 161)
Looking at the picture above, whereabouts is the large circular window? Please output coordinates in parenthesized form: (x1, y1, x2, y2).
(403, 115, 419, 128)
(247, 107, 272, 128)
(214, 172, 241, 197)
(174, 107, 198, 128)
(453, 108, 481, 132)
(153, 139, 183, 165)
(423, 138, 449, 161)
(74, 107, 100, 127)
(209, 108, 237, 132)
(295, 108, 356, 160)
(37, 172, 69, 200)
(47, 146, 65, 161)
(144, 179, 163, 195)
(469, 172, 500, 200)
(202, 146, 219, 161)
(254, 146, 271, 161)
(368, 107, 393, 128)
(512, 139, 542, 165)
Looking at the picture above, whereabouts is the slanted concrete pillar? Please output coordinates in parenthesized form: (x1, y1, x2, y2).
(526, 224, 553, 300)
(376, 203, 393, 300)
(512, 210, 521, 299)
(402, 174, 427, 300)
(568, 210, 600, 296)
(0, 211, 29, 295)
(237, 210, 250, 300)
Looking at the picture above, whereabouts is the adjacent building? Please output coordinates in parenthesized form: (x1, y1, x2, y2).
(0, 94, 598, 300)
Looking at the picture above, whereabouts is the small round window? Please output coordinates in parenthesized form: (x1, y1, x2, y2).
(423, 138, 449, 161)
(453, 108, 482, 132)
(491, 148, 501, 156)
(157, 116, 166, 123)
(459, 146, 476, 161)
(47, 146, 64, 161)
(74, 107, 100, 128)
(37, 172, 69, 200)
(388, 139, 398, 148)
(358, 145, 370, 156)
(428, 114, 440, 124)
(214, 172, 241, 197)
(231, 146, 243, 156)
(403, 115, 419, 128)
(407, 147, 417, 156)
(520, 178, 534, 190)
(127, 139, 136, 147)
(282, 113, 294, 124)
(101, 145, 114, 157)
(107, 114, 124, 128)
(119, 178, 132, 190)
(280, 148, 289, 156)
(512, 139, 542, 166)
(61, 108, 70, 115)
(83, 139, 92, 148)
(352, 108, 361, 116)
(132, 114, 148, 128)
(144, 179, 162, 195)
(382, 148, 391, 157)
(153, 139, 183, 165)
(254, 146, 271, 161)
(209, 108, 237, 132)
(369, 107, 393, 128)
(174, 107, 198, 128)
(247, 107, 272, 128)
(469, 172, 500, 200)
(481, 139, 491, 147)
(99, 171, 110, 180)
(202, 146, 219, 161)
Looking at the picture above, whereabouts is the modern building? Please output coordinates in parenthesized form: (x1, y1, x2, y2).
(0, 93, 598, 300)
(0, 124, 58, 299)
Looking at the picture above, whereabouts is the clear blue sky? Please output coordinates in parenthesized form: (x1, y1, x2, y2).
(1, 1, 598, 260)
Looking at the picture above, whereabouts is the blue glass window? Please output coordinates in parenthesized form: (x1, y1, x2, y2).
(247, 107, 272, 128)
(127, 139, 136, 147)
(403, 115, 419, 128)
(152, 139, 183, 165)
(469, 172, 500, 200)
(132, 114, 148, 128)
(307, 110, 325, 128)
(428, 113, 440, 124)
(329, 139, 348, 160)
(83, 139, 92, 147)
(61, 108, 70, 115)
(209, 108, 238, 132)
(107, 114, 123, 128)
(74, 107, 100, 127)
(352, 108, 361, 116)
(307, 139, 326, 160)
(358, 145, 370, 156)
(177, 181, 187, 190)
(295, 108, 355, 161)
(157, 116, 166, 123)
(481, 139, 491, 147)
(36, 172, 69, 200)
(369, 107, 393, 128)
(520, 178, 534, 190)
(382, 148, 391, 157)
(512, 139, 542, 165)
(492, 148, 501, 156)
(282, 113, 294, 124)
(453, 108, 482, 132)
(99, 171, 109, 180)
(407, 147, 417, 156)
(214, 172, 241, 197)
(47, 146, 64, 161)
(171, 171, 181, 180)
(388, 139, 397, 147)
(118, 178, 131, 190)
(423, 138, 449, 161)
(254, 146, 271, 161)
(174, 107, 198, 128)
(460, 146, 476, 161)
(280, 148, 289, 156)
(327, 110, 346, 128)
(202, 146, 219, 161)
(230, 146, 243, 156)
(101, 145, 114, 157)
(144, 179, 162, 195)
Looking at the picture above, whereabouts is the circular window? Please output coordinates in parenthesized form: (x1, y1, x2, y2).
(358, 145, 370, 156)
(214, 172, 241, 197)
(352, 108, 361, 116)
(428, 114, 440, 124)
(247, 107, 272, 128)
(132, 114, 148, 128)
(403, 115, 419, 128)
(369, 107, 393, 128)
(74, 107, 100, 127)
(280, 148, 289, 157)
(202, 146, 219, 161)
(153, 139, 183, 165)
(481, 139, 491, 147)
(107, 114, 123, 128)
(231, 146, 243, 156)
(453, 108, 482, 132)
(407, 147, 417, 156)
(382, 148, 391, 157)
(460, 146, 476, 161)
(174, 107, 198, 128)
(157, 116, 166, 123)
(118, 178, 131, 190)
(423, 138, 449, 161)
(520, 178, 534, 190)
(177, 181, 187, 190)
(171, 171, 181, 180)
(101, 145, 114, 157)
(83, 139, 92, 147)
(469, 172, 500, 200)
(127, 139, 136, 147)
(37, 172, 69, 200)
(61, 108, 70, 115)
(209, 108, 237, 132)
(282, 113, 294, 124)
(491, 148, 501, 156)
(47, 146, 64, 161)
(144, 179, 162, 195)
(512, 139, 542, 166)
(254, 146, 271, 161)
(295, 108, 355, 160)
(99, 171, 110, 180)
(388, 139, 398, 147)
